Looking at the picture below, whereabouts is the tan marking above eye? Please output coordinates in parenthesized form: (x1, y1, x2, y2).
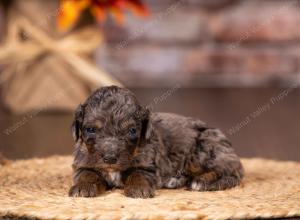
(94, 120, 103, 129)
(119, 119, 135, 131)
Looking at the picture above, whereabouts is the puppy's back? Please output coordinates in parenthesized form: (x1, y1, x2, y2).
(151, 112, 206, 153)
(152, 112, 244, 184)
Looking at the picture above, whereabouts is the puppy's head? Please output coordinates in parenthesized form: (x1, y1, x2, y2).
(72, 86, 151, 171)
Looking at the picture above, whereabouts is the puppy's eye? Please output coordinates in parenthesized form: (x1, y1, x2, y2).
(85, 127, 96, 134)
(128, 128, 137, 138)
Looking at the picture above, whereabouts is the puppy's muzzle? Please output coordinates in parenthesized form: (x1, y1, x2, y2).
(103, 153, 117, 164)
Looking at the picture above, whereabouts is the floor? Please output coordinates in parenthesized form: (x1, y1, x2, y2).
(0, 88, 299, 161)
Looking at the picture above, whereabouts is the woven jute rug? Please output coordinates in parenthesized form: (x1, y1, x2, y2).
(0, 156, 299, 220)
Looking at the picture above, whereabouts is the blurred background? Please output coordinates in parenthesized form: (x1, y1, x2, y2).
(0, 0, 299, 161)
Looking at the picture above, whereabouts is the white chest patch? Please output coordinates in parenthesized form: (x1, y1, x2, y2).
(105, 171, 123, 188)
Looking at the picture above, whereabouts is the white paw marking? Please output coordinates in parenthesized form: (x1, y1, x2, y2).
(165, 177, 179, 188)
(191, 180, 205, 191)
(165, 177, 187, 189)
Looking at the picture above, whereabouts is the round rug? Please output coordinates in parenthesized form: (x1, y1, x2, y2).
(0, 156, 299, 220)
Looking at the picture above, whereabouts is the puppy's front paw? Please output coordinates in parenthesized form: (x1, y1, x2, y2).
(124, 184, 155, 198)
(69, 182, 102, 197)
(124, 173, 155, 198)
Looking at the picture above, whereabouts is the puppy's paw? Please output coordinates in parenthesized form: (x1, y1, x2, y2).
(69, 182, 104, 197)
(188, 171, 219, 191)
(124, 184, 155, 198)
(124, 173, 155, 198)
(188, 180, 207, 191)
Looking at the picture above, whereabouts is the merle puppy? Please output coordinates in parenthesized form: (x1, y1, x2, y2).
(69, 86, 244, 198)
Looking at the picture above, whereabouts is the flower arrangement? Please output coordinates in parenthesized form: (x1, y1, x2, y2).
(0, 0, 149, 113)
(57, 0, 149, 31)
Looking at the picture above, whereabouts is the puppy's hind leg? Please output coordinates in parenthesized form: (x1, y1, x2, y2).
(206, 175, 241, 191)
(188, 126, 244, 191)
(189, 172, 241, 191)
(189, 171, 217, 191)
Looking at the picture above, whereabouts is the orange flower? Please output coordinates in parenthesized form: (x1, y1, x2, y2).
(57, 0, 149, 31)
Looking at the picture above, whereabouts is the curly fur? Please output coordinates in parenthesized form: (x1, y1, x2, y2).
(69, 86, 244, 198)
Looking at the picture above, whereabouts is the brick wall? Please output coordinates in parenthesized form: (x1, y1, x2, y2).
(97, 0, 300, 87)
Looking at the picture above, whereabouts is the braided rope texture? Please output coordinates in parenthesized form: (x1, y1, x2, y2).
(0, 156, 299, 220)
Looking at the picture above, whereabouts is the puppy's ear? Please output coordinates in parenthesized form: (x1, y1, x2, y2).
(71, 104, 85, 141)
(139, 107, 153, 146)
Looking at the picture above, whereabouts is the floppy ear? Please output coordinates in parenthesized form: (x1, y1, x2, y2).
(139, 107, 153, 147)
(71, 104, 85, 141)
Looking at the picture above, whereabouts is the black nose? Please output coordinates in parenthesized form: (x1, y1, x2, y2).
(103, 155, 117, 164)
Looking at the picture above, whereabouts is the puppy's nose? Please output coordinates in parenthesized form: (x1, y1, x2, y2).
(103, 155, 117, 164)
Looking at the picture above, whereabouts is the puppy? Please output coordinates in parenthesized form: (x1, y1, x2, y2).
(69, 86, 244, 198)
